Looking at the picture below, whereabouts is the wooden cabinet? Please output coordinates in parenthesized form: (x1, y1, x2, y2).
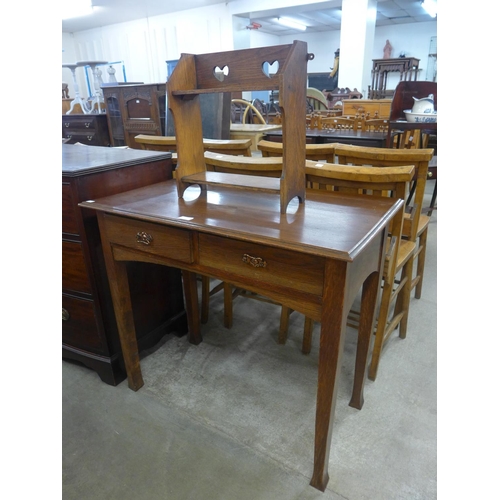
(102, 83, 166, 148)
(62, 114, 110, 146)
(62, 145, 187, 385)
(342, 99, 392, 118)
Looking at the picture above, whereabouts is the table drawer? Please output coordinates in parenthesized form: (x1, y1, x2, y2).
(63, 241, 92, 294)
(198, 233, 324, 296)
(62, 294, 105, 353)
(104, 215, 194, 264)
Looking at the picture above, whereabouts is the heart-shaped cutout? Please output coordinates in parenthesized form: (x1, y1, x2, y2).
(262, 60, 279, 78)
(213, 65, 229, 82)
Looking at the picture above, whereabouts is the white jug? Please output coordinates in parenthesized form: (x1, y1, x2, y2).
(411, 94, 435, 114)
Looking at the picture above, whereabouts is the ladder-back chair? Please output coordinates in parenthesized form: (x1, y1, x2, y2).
(333, 144, 434, 379)
(280, 161, 414, 375)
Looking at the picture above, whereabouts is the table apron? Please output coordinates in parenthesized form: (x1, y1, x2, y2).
(104, 213, 386, 323)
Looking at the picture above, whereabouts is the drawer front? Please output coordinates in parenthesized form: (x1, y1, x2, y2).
(62, 294, 105, 353)
(198, 234, 324, 296)
(104, 215, 194, 264)
(63, 241, 92, 294)
(62, 183, 79, 235)
(63, 132, 100, 145)
(62, 116, 96, 130)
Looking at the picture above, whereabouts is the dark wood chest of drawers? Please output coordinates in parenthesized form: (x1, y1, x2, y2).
(62, 145, 187, 385)
(62, 114, 110, 146)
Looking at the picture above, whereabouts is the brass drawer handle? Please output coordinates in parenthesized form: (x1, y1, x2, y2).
(136, 231, 153, 245)
(87, 135, 93, 141)
(64, 122, 69, 127)
(85, 122, 91, 128)
(242, 254, 267, 268)
(62, 308, 70, 321)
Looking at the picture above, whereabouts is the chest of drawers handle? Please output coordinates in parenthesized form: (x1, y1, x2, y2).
(62, 308, 70, 321)
(136, 231, 153, 245)
(242, 254, 267, 268)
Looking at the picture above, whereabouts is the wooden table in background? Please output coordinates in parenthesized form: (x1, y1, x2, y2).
(230, 123, 282, 151)
(80, 181, 402, 491)
(264, 128, 387, 148)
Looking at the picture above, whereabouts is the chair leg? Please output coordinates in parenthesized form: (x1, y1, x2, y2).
(279, 306, 292, 344)
(415, 228, 428, 299)
(302, 317, 314, 354)
(368, 278, 393, 381)
(223, 282, 233, 329)
(427, 182, 437, 216)
(201, 275, 210, 324)
(395, 257, 414, 339)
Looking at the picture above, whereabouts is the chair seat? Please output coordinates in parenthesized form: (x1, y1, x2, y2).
(404, 212, 430, 237)
(417, 214, 430, 236)
(396, 239, 417, 270)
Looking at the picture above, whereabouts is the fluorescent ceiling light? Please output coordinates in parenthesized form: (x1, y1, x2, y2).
(62, 0, 94, 20)
(421, 0, 437, 18)
(276, 17, 307, 31)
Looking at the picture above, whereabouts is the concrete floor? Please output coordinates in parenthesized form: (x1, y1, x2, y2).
(62, 187, 437, 500)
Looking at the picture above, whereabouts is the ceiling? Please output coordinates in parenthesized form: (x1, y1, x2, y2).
(62, 0, 437, 35)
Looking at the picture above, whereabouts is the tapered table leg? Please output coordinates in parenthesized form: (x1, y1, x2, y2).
(310, 260, 349, 491)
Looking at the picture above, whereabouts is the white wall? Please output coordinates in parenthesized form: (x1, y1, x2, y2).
(62, 3, 235, 98)
(62, 3, 436, 100)
(279, 21, 436, 97)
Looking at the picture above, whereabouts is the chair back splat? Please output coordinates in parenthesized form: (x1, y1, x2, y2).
(257, 139, 336, 163)
(134, 134, 253, 157)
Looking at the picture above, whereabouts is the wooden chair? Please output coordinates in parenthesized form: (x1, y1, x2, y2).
(362, 118, 389, 132)
(306, 87, 329, 112)
(257, 139, 336, 163)
(386, 80, 437, 149)
(201, 152, 283, 327)
(231, 99, 267, 124)
(333, 144, 434, 380)
(319, 116, 356, 130)
(280, 161, 414, 371)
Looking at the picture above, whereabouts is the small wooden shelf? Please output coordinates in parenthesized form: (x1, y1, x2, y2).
(168, 41, 310, 213)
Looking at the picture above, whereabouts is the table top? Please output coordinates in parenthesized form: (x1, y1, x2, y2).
(76, 60, 108, 67)
(266, 128, 386, 140)
(62, 144, 171, 176)
(80, 179, 400, 262)
(230, 124, 282, 132)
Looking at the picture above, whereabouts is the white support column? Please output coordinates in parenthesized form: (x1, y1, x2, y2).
(338, 0, 377, 98)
